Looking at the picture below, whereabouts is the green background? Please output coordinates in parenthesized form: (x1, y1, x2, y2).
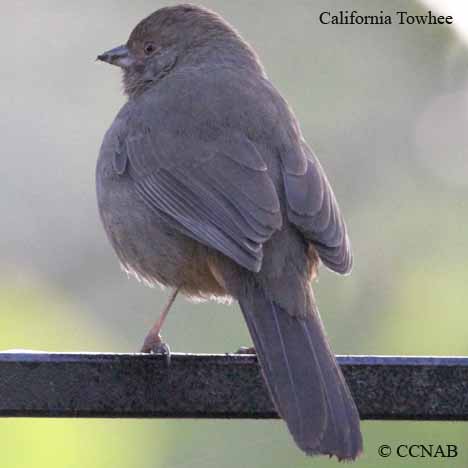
(1, 0, 468, 466)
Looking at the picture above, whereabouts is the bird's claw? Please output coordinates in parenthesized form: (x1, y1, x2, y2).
(234, 346, 256, 355)
(140, 334, 171, 366)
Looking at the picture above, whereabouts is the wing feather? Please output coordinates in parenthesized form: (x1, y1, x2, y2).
(284, 142, 352, 274)
(124, 123, 282, 272)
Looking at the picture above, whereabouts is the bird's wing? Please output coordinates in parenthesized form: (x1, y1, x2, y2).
(119, 109, 282, 273)
(282, 141, 352, 274)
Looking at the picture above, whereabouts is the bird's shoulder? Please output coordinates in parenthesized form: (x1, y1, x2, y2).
(98, 102, 133, 174)
(127, 66, 288, 133)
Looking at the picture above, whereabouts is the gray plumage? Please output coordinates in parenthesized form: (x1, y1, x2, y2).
(96, 4, 362, 459)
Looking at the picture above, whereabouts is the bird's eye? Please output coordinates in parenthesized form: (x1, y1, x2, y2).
(144, 42, 156, 55)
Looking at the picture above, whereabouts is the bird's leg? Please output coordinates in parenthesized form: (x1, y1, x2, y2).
(140, 288, 179, 361)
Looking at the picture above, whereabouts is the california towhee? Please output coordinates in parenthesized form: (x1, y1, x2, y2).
(96, 4, 362, 460)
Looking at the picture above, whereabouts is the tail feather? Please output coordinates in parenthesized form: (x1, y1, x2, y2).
(238, 282, 362, 460)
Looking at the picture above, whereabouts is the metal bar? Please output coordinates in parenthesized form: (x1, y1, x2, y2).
(0, 352, 467, 420)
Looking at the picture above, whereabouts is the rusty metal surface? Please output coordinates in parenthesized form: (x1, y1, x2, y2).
(0, 352, 467, 420)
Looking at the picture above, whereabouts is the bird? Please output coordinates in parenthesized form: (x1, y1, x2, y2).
(96, 4, 362, 460)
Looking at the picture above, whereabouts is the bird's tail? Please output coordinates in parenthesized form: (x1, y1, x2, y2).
(237, 281, 362, 460)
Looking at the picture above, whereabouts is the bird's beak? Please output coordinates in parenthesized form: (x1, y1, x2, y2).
(97, 45, 133, 68)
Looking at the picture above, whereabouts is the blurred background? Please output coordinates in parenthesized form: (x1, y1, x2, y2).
(1, 0, 468, 466)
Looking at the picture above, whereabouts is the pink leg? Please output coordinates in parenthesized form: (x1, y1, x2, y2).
(141, 288, 179, 354)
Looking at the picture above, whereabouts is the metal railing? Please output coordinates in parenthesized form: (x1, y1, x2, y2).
(1, 352, 467, 420)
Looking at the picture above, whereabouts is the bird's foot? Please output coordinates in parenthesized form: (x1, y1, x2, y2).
(234, 346, 256, 355)
(140, 333, 171, 366)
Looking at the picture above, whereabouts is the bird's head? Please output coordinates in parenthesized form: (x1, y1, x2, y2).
(97, 4, 262, 97)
